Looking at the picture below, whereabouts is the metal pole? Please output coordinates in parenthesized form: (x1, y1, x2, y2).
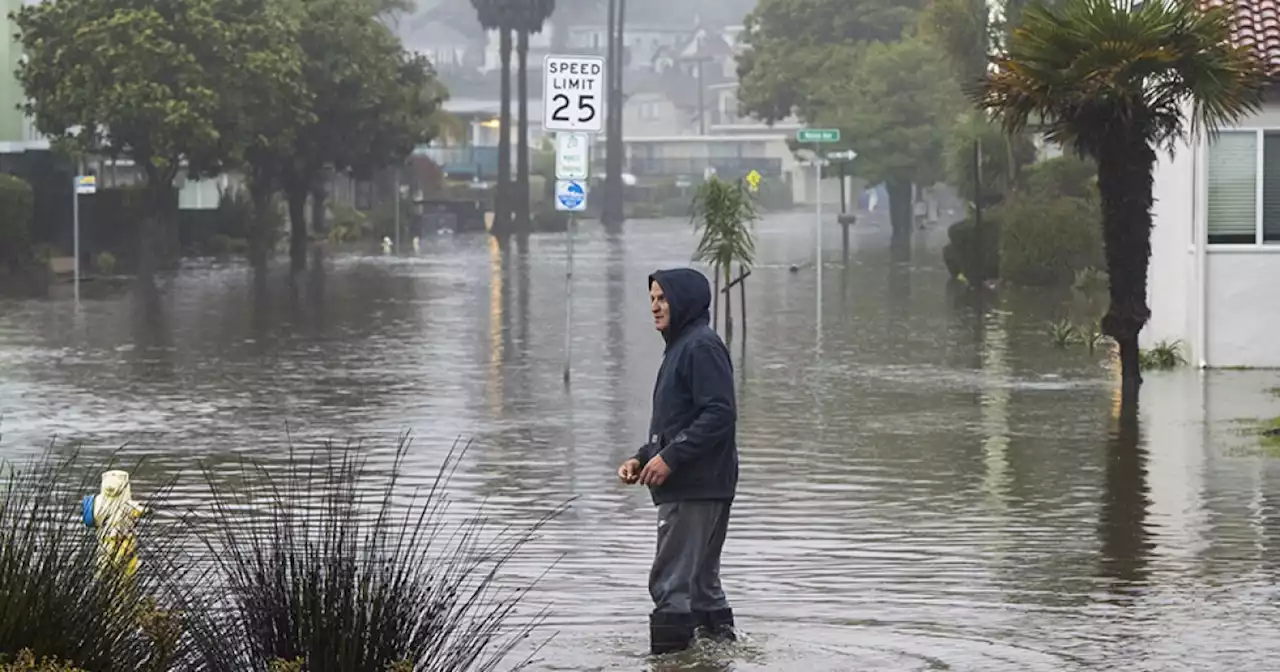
(394, 167, 401, 253)
(73, 160, 81, 304)
(815, 156, 823, 331)
(563, 214, 575, 384)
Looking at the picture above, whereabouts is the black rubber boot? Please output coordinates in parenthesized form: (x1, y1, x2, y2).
(650, 611, 696, 655)
(695, 607, 736, 642)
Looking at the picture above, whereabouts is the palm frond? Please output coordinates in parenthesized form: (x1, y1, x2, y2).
(973, 0, 1266, 154)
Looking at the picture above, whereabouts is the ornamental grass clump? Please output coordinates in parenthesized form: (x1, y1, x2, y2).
(0, 448, 195, 672)
(192, 437, 566, 672)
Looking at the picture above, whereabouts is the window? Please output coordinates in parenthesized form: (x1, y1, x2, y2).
(1207, 130, 1280, 244)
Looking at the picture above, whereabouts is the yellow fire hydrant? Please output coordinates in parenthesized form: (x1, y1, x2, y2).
(81, 470, 146, 576)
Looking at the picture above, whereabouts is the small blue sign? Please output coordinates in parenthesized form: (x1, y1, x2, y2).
(555, 180, 587, 212)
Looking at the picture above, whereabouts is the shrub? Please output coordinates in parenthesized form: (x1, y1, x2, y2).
(994, 191, 1104, 286)
(942, 215, 999, 284)
(328, 202, 371, 243)
(191, 438, 565, 671)
(94, 251, 117, 275)
(1024, 154, 1097, 200)
(0, 650, 85, 672)
(0, 174, 35, 268)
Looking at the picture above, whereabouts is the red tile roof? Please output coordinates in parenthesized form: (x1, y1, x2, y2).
(1205, 0, 1280, 74)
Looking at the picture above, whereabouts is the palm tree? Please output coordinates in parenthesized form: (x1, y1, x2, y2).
(471, 0, 515, 237)
(691, 176, 758, 344)
(601, 0, 626, 232)
(514, 1, 556, 238)
(972, 0, 1264, 394)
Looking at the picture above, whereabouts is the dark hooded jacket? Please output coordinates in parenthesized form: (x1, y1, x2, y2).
(634, 268, 738, 504)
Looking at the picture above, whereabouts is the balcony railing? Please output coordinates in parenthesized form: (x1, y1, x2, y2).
(627, 157, 782, 179)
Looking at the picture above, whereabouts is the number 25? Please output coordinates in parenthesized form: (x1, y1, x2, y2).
(551, 94, 596, 124)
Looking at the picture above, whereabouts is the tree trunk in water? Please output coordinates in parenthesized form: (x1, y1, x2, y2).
(1096, 136, 1156, 391)
(739, 263, 747, 343)
(886, 179, 913, 260)
(723, 265, 733, 345)
(516, 28, 531, 237)
(249, 183, 276, 269)
(495, 29, 513, 238)
(288, 189, 308, 273)
(311, 178, 328, 238)
(712, 271, 720, 332)
(601, 0, 626, 232)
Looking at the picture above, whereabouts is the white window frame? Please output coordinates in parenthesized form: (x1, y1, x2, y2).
(1207, 128, 1280, 249)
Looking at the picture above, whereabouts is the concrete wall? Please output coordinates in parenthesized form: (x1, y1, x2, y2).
(1148, 99, 1280, 368)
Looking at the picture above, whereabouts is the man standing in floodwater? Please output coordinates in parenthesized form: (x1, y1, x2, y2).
(617, 268, 739, 655)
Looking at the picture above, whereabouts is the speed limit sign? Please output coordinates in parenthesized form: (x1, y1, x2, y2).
(543, 55, 606, 134)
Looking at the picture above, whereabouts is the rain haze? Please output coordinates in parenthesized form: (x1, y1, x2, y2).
(3, 0, 1280, 670)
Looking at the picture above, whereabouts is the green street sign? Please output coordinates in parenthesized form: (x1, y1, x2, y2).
(798, 128, 840, 143)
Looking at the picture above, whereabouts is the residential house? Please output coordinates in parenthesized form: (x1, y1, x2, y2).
(0, 0, 45, 151)
(1147, 0, 1280, 367)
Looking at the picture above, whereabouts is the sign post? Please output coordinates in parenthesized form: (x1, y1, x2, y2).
(797, 129, 841, 339)
(545, 54, 605, 384)
(73, 170, 95, 304)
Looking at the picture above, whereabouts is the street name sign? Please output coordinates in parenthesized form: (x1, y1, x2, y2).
(798, 129, 840, 143)
(555, 132, 590, 180)
(543, 55, 606, 133)
(555, 180, 588, 212)
(76, 175, 97, 195)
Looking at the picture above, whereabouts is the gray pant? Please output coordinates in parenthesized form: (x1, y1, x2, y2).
(649, 500, 732, 614)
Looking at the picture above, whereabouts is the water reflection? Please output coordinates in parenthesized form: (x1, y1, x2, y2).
(1, 215, 1280, 670)
(1097, 394, 1152, 595)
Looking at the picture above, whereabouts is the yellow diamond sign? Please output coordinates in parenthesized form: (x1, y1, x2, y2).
(745, 169, 761, 193)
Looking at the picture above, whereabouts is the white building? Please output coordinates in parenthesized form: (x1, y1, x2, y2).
(1152, 107, 1280, 371)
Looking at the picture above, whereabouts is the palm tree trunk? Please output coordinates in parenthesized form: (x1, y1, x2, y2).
(602, 0, 625, 232)
(496, 28, 513, 238)
(516, 27, 530, 237)
(1096, 137, 1156, 393)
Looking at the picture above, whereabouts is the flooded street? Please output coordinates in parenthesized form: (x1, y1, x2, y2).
(3, 213, 1280, 670)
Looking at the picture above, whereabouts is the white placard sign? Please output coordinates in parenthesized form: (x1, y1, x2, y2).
(555, 132, 590, 180)
(543, 55, 605, 133)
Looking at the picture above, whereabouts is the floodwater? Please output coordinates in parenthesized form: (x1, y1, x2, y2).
(3, 213, 1280, 671)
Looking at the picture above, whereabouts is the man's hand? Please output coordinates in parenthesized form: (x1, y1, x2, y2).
(638, 454, 671, 486)
(617, 458, 641, 484)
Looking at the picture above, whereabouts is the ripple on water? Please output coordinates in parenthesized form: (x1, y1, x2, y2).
(4, 216, 1280, 670)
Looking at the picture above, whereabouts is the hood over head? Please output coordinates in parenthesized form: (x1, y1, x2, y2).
(649, 268, 712, 343)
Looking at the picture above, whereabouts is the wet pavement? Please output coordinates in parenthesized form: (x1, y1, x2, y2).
(2, 213, 1280, 670)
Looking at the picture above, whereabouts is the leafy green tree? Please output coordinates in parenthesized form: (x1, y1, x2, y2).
(808, 38, 963, 242)
(974, 0, 1265, 393)
(273, 0, 444, 270)
(737, 0, 924, 122)
(14, 0, 302, 278)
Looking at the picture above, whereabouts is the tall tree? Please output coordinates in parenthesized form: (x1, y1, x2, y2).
(274, 0, 443, 271)
(14, 0, 301, 278)
(737, 0, 925, 123)
(472, 0, 515, 237)
(973, 0, 1264, 394)
(601, 0, 626, 232)
(514, 1, 556, 238)
(809, 37, 963, 246)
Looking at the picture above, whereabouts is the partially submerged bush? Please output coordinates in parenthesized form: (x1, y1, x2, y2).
(995, 191, 1103, 286)
(0, 174, 35, 271)
(193, 437, 565, 671)
(0, 649, 86, 672)
(1139, 340, 1187, 371)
